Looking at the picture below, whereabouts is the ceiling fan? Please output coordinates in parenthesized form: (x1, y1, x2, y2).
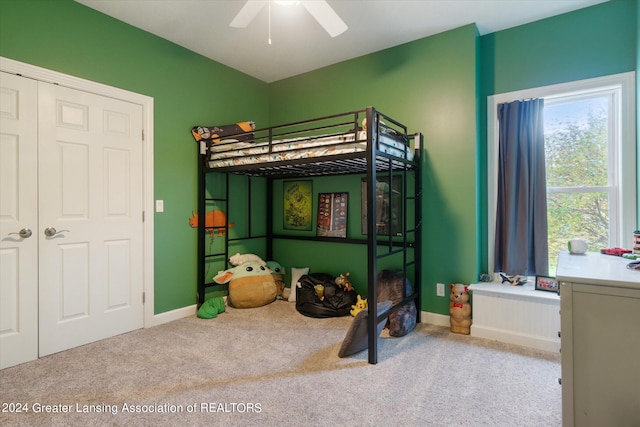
(230, 0, 348, 38)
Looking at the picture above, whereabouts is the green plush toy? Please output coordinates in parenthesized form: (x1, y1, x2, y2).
(197, 297, 226, 319)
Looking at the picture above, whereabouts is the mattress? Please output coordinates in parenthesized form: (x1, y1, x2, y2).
(202, 130, 414, 169)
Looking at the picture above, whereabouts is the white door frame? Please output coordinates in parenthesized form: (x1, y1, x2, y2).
(0, 56, 155, 327)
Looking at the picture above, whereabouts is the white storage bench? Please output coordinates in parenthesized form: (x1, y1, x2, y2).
(468, 282, 560, 352)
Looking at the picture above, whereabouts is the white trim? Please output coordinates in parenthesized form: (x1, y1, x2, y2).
(470, 324, 560, 353)
(487, 72, 636, 273)
(420, 311, 450, 327)
(0, 56, 156, 328)
(150, 304, 197, 327)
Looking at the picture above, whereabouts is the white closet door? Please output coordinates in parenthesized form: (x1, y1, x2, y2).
(37, 82, 144, 356)
(0, 72, 39, 369)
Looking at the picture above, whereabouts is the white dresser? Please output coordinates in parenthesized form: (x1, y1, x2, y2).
(556, 251, 640, 427)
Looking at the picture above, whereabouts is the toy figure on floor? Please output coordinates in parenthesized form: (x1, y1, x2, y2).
(214, 260, 277, 308)
(449, 284, 472, 335)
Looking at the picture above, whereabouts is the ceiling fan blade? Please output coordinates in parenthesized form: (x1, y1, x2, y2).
(230, 0, 267, 28)
(301, 0, 347, 37)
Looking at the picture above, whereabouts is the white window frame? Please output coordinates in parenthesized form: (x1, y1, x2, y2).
(487, 72, 636, 274)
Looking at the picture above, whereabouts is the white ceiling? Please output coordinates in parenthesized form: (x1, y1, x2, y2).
(76, 0, 608, 83)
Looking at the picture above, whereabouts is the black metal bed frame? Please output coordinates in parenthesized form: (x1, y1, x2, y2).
(196, 106, 422, 364)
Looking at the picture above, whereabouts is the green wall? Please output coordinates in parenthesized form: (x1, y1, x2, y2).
(1, 0, 637, 317)
(0, 0, 270, 314)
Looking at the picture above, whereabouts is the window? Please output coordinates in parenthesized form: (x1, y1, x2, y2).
(487, 72, 636, 275)
(545, 93, 615, 274)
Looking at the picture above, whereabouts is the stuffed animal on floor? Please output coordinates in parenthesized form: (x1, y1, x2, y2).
(449, 284, 472, 334)
(335, 272, 354, 292)
(350, 295, 368, 317)
(189, 210, 234, 238)
(214, 261, 277, 308)
(266, 260, 286, 300)
(197, 297, 226, 319)
(230, 253, 266, 266)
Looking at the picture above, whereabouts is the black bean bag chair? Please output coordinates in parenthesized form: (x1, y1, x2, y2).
(295, 273, 357, 318)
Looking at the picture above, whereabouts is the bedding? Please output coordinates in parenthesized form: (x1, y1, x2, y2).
(194, 126, 414, 169)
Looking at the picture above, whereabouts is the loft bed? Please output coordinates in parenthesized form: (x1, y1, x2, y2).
(193, 106, 422, 364)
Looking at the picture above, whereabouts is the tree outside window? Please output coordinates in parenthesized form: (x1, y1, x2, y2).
(544, 95, 612, 275)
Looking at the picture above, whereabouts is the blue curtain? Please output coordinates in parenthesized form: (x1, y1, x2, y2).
(494, 99, 549, 276)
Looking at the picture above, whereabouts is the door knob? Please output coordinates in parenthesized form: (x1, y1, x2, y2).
(9, 228, 33, 238)
(44, 227, 70, 237)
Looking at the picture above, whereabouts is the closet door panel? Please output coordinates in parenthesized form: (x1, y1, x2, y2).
(0, 72, 38, 369)
(37, 82, 144, 357)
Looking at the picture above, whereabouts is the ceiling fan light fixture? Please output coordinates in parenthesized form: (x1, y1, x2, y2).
(230, 0, 347, 39)
(274, 1, 298, 6)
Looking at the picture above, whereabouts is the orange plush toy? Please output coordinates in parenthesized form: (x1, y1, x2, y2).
(335, 272, 354, 291)
(189, 210, 234, 238)
(449, 284, 472, 334)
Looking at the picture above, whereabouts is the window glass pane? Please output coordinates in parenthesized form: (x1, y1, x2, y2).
(544, 95, 611, 275)
(547, 191, 610, 274)
(544, 96, 608, 188)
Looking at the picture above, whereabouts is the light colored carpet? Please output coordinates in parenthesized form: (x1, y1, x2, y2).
(0, 301, 561, 426)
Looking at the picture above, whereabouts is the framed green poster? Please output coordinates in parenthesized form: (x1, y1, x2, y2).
(283, 180, 313, 230)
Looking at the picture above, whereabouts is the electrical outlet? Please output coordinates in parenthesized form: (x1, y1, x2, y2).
(436, 283, 445, 297)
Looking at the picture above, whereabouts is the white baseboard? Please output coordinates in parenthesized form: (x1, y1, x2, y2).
(149, 304, 197, 327)
(421, 311, 450, 327)
(470, 324, 560, 353)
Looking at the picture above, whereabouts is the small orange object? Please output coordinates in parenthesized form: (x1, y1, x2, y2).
(189, 210, 234, 238)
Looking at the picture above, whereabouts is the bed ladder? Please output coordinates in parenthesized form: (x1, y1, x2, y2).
(196, 166, 232, 307)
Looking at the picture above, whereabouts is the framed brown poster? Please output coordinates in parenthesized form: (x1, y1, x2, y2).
(317, 192, 348, 238)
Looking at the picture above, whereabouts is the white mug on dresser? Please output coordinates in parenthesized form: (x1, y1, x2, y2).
(568, 238, 588, 254)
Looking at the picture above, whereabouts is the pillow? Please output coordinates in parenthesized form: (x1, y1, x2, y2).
(191, 121, 255, 143)
(288, 267, 309, 302)
(338, 300, 392, 358)
(376, 270, 417, 337)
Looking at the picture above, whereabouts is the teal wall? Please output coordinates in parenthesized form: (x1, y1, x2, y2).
(478, 0, 637, 270)
(0, 0, 637, 317)
(0, 0, 270, 314)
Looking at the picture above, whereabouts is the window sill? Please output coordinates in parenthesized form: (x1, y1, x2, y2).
(469, 282, 559, 302)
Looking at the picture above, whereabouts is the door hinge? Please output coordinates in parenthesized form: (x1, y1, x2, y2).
(142, 211, 145, 222)
(142, 129, 145, 141)
(143, 292, 145, 304)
